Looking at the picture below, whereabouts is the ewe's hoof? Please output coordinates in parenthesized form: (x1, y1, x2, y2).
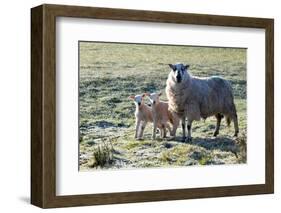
(185, 137, 192, 143)
(233, 132, 239, 137)
(213, 131, 219, 137)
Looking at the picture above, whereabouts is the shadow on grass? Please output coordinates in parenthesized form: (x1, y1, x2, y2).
(171, 136, 239, 155)
(191, 137, 239, 155)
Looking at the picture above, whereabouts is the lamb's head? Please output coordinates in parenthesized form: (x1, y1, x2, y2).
(168, 63, 190, 83)
(145, 92, 162, 105)
(129, 94, 145, 107)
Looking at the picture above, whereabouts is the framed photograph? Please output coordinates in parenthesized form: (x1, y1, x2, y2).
(31, 4, 274, 208)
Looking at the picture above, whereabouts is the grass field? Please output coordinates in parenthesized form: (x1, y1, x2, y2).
(79, 42, 247, 171)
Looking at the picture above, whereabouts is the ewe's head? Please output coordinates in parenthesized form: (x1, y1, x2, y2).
(128, 94, 145, 107)
(145, 92, 162, 105)
(168, 63, 190, 83)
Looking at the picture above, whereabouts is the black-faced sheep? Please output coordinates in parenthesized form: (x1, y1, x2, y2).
(165, 63, 239, 142)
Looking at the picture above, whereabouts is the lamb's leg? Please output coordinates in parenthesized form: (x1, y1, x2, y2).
(233, 113, 239, 137)
(135, 119, 141, 139)
(213, 113, 223, 137)
(139, 121, 147, 139)
(186, 119, 193, 142)
(152, 119, 157, 140)
(163, 124, 167, 138)
(181, 117, 186, 142)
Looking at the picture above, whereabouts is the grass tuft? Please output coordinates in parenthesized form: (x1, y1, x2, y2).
(88, 141, 114, 168)
(198, 155, 212, 165)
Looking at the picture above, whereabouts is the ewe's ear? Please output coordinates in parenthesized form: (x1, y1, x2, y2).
(168, 64, 176, 71)
(184, 64, 190, 70)
(158, 92, 162, 97)
(128, 95, 135, 100)
(142, 93, 146, 98)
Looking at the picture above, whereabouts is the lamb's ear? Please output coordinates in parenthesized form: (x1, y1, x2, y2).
(128, 95, 135, 100)
(142, 93, 146, 97)
(168, 64, 176, 71)
(158, 92, 162, 97)
(184, 64, 190, 70)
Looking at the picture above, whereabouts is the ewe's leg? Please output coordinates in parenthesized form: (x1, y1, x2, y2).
(213, 113, 223, 137)
(135, 119, 141, 139)
(233, 113, 239, 137)
(181, 117, 186, 142)
(171, 115, 179, 137)
(186, 119, 193, 142)
(185, 103, 200, 142)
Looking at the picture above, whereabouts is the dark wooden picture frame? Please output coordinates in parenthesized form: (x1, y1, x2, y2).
(31, 4, 274, 208)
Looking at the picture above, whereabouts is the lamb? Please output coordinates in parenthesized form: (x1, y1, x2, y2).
(165, 63, 239, 142)
(129, 94, 164, 140)
(145, 92, 179, 140)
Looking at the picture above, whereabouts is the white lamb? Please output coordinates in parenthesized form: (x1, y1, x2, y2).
(145, 92, 179, 140)
(129, 94, 152, 140)
(129, 94, 160, 140)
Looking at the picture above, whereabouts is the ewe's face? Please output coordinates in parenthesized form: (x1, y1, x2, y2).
(129, 94, 145, 106)
(169, 63, 190, 83)
(148, 93, 161, 105)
